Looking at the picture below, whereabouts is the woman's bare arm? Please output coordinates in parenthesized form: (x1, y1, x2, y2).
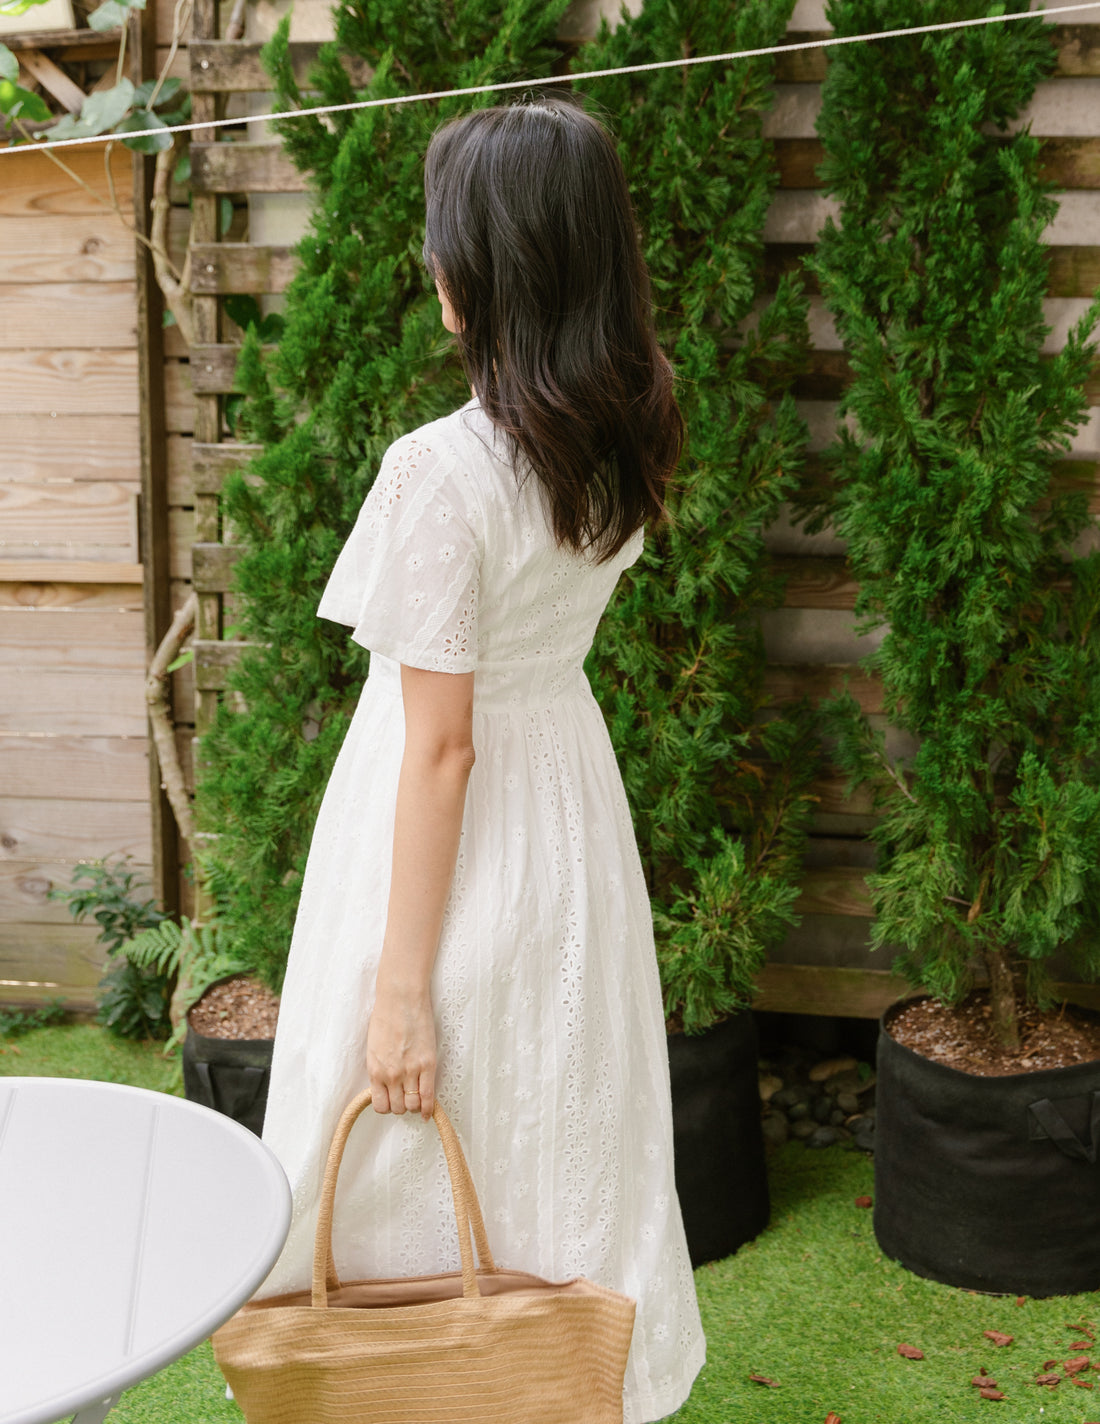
(366, 664, 475, 1120)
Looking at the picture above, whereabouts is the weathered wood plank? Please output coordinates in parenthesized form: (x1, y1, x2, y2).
(0, 481, 139, 556)
(190, 441, 262, 495)
(0, 562, 142, 585)
(0, 414, 140, 484)
(189, 243, 296, 294)
(0, 797, 151, 862)
(192, 542, 242, 594)
(0, 736, 148, 801)
(0, 581, 143, 613)
(774, 137, 1100, 191)
(0, 670, 147, 737)
(0, 922, 106, 1008)
(777, 556, 856, 609)
(1056, 24, 1100, 78)
(193, 638, 266, 690)
(167, 433, 193, 505)
(0, 215, 136, 283)
(163, 359, 193, 434)
(1047, 246, 1100, 298)
(170, 508, 196, 580)
(0, 281, 138, 349)
(0, 610, 144, 672)
(754, 962, 912, 1018)
(795, 866, 874, 918)
(189, 344, 250, 394)
(0, 860, 90, 923)
(190, 141, 307, 194)
(772, 27, 1100, 84)
(190, 39, 371, 92)
(0, 146, 132, 217)
(764, 665, 884, 714)
(763, 242, 1100, 301)
(1040, 136, 1100, 188)
(0, 350, 138, 416)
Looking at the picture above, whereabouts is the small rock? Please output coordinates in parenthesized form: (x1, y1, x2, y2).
(759, 1073, 783, 1102)
(760, 1112, 789, 1148)
(788, 1100, 811, 1121)
(791, 1119, 817, 1140)
(812, 1096, 833, 1125)
(809, 1055, 858, 1083)
(830, 1108, 847, 1127)
(806, 1125, 840, 1148)
(772, 1086, 806, 1110)
(837, 1091, 860, 1115)
(851, 1119, 876, 1152)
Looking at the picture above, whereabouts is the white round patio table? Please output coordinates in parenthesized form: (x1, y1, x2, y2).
(0, 1076, 291, 1424)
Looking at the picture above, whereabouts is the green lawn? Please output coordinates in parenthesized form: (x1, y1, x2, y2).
(4, 1022, 1098, 1423)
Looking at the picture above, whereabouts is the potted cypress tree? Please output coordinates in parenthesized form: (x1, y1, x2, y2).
(813, 0, 1100, 1295)
(580, 0, 819, 1265)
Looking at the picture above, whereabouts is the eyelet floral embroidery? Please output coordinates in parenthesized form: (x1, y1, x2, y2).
(290, 408, 703, 1424)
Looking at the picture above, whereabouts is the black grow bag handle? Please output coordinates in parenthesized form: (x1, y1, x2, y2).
(1028, 1092, 1100, 1164)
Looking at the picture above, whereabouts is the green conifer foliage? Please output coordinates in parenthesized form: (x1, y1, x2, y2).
(579, 0, 820, 1033)
(814, 0, 1100, 1046)
(198, 0, 819, 1027)
(197, 0, 571, 988)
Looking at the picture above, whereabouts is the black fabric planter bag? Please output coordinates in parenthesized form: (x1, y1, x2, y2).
(874, 999, 1100, 1297)
(668, 1010, 770, 1267)
(182, 1024, 274, 1138)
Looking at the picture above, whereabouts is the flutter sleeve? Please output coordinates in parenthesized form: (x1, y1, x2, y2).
(317, 428, 482, 672)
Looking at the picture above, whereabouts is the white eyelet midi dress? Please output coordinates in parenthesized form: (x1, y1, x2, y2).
(253, 398, 705, 1423)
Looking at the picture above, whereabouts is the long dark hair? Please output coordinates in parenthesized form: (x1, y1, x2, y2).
(423, 96, 681, 562)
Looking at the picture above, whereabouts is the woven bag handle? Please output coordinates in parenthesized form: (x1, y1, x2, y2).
(312, 1090, 497, 1308)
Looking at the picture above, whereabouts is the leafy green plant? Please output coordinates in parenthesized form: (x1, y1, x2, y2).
(54, 857, 173, 1040)
(0, 999, 69, 1038)
(812, 0, 1100, 1047)
(579, 0, 819, 1031)
(122, 916, 253, 1054)
(53, 856, 165, 955)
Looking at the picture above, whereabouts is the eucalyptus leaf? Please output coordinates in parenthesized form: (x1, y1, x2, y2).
(6, 86, 51, 122)
(172, 150, 191, 185)
(87, 0, 129, 31)
(79, 77, 134, 134)
(132, 76, 180, 109)
(0, 43, 17, 83)
(162, 308, 177, 328)
(43, 111, 90, 141)
(218, 195, 235, 237)
(118, 108, 171, 152)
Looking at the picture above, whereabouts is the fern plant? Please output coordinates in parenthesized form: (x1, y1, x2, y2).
(123, 917, 253, 1054)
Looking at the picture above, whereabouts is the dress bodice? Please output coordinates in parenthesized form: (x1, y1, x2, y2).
(317, 400, 643, 713)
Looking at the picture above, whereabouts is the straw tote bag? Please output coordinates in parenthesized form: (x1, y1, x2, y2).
(212, 1089, 637, 1423)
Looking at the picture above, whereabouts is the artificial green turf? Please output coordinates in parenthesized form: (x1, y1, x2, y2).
(5, 1022, 1099, 1423)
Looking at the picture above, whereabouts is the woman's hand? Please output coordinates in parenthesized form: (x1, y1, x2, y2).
(366, 983, 436, 1121)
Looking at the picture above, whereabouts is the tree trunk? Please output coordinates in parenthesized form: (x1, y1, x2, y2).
(984, 946, 1019, 1050)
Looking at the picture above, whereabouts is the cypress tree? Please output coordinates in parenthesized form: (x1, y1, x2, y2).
(814, 0, 1100, 1046)
(199, 0, 819, 1024)
(198, 0, 571, 987)
(579, 0, 820, 1032)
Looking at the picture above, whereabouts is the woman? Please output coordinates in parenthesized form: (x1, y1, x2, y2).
(254, 96, 705, 1423)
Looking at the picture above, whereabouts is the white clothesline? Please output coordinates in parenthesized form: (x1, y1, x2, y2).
(3, 0, 1100, 157)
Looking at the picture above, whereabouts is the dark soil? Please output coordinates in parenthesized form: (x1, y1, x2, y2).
(888, 991, 1100, 1076)
(187, 973, 280, 1040)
